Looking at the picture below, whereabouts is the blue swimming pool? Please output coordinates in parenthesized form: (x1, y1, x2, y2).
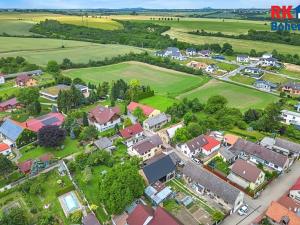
(63, 192, 79, 212)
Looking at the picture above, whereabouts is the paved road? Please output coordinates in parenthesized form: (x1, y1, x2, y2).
(221, 161, 300, 225)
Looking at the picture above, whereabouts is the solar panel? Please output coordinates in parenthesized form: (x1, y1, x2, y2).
(42, 117, 59, 126)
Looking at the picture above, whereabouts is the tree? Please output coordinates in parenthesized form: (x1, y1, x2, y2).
(37, 125, 66, 148)
(183, 112, 198, 125)
(132, 107, 146, 122)
(82, 112, 89, 127)
(0, 155, 14, 178)
(17, 87, 39, 105)
(123, 117, 132, 127)
(16, 129, 37, 148)
(187, 122, 206, 137)
(244, 109, 262, 123)
(205, 95, 228, 114)
(37, 213, 58, 225)
(82, 166, 92, 183)
(173, 127, 190, 144)
(27, 101, 41, 115)
(46, 60, 60, 73)
(79, 126, 98, 142)
(99, 161, 145, 214)
(0, 208, 29, 225)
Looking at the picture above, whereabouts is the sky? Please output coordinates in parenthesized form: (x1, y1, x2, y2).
(0, 0, 298, 9)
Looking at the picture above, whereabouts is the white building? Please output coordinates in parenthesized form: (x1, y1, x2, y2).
(205, 64, 218, 73)
(236, 55, 250, 63)
(0, 75, 5, 84)
(281, 110, 300, 126)
(0, 143, 12, 156)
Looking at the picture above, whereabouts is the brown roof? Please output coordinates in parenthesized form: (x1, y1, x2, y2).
(231, 139, 288, 168)
(231, 159, 263, 183)
(120, 123, 143, 139)
(89, 106, 120, 125)
(127, 204, 154, 225)
(16, 74, 32, 83)
(133, 135, 162, 155)
(186, 135, 208, 153)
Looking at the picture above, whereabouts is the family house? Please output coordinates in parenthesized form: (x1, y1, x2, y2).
(0, 74, 5, 84)
(227, 159, 265, 190)
(156, 47, 185, 61)
(0, 98, 21, 112)
(141, 154, 177, 185)
(119, 123, 144, 147)
(186, 48, 197, 56)
(127, 102, 160, 118)
(205, 64, 218, 73)
(198, 50, 212, 57)
(281, 82, 300, 95)
(186, 61, 208, 70)
(289, 177, 300, 202)
(265, 201, 300, 225)
(0, 119, 25, 147)
(179, 135, 221, 158)
(236, 55, 250, 63)
(218, 148, 237, 164)
(127, 204, 182, 225)
(15, 74, 37, 87)
(0, 143, 12, 156)
(183, 162, 244, 213)
(143, 113, 170, 131)
(223, 134, 240, 147)
(261, 57, 278, 67)
(88, 106, 121, 132)
(39, 84, 90, 101)
(22, 112, 64, 132)
(94, 137, 115, 153)
(281, 110, 300, 126)
(261, 137, 300, 159)
(243, 67, 263, 79)
(254, 80, 278, 92)
(230, 139, 289, 172)
(128, 134, 163, 161)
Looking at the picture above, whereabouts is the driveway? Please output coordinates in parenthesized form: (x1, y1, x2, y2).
(221, 161, 300, 225)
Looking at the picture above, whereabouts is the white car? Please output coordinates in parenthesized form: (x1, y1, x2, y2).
(238, 205, 249, 216)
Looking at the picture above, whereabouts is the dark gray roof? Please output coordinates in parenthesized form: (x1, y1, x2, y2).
(143, 154, 176, 184)
(254, 80, 277, 88)
(283, 82, 300, 91)
(82, 213, 101, 225)
(144, 113, 169, 127)
(275, 138, 300, 153)
(94, 137, 113, 149)
(230, 139, 288, 168)
(183, 162, 241, 205)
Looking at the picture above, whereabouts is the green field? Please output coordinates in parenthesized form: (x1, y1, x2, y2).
(165, 29, 300, 55)
(230, 74, 256, 85)
(111, 15, 269, 34)
(262, 73, 289, 84)
(63, 62, 210, 97)
(139, 95, 179, 111)
(0, 20, 36, 36)
(178, 79, 280, 111)
(0, 37, 145, 66)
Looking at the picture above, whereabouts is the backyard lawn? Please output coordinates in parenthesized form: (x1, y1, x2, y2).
(178, 79, 280, 112)
(262, 73, 289, 84)
(63, 61, 210, 97)
(19, 137, 81, 162)
(139, 95, 178, 111)
(230, 74, 256, 85)
(209, 157, 230, 175)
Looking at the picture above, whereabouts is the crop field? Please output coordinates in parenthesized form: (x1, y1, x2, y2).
(164, 29, 300, 55)
(0, 13, 122, 35)
(110, 15, 269, 34)
(0, 37, 145, 65)
(178, 79, 279, 111)
(63, 61, 210, 97)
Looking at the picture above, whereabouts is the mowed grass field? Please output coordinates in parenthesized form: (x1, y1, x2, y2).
(178, 79, 280, 111)
(110, 15, 269, 34)
(164, 29, 300, 55)
(0, 37, 146, 66)
(63, 61, 210, 97)
(139, 95, 179, 111)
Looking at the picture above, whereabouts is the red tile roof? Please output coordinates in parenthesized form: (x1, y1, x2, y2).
(89, 106, 120, 125)
(22, 112, 65, 132)
(127, 102, 155, 116)
(127, 204, 182, 225)
(16, 74, 31, 83)
(127, 204, 154, 225)
(120, 123, 143, 139)
(0, 143, 10, 152)
(202, 135, 220, 152)
(18, 160, 32, 174)
(290, 177, 300, 191)
(265, 201, 300, 225)
(231, 159, 263, 183)
(278, 194, 300, 210)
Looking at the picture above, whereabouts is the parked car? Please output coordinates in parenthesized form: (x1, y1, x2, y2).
(238, 204, 249, 216)
(192, 158, 201, 164)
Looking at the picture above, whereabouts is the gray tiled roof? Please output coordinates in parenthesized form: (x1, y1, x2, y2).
(219, 148, 236, 161)
(144, 113, 169, 127)
(133, 134, 163, 155)
(183, 162, 241, 205)
(275, 138, 300, 153)
(94, 137, 113, 149)
(185, 135, 207, 153)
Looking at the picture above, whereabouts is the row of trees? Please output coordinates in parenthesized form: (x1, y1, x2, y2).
(0, 56, 39, 74)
